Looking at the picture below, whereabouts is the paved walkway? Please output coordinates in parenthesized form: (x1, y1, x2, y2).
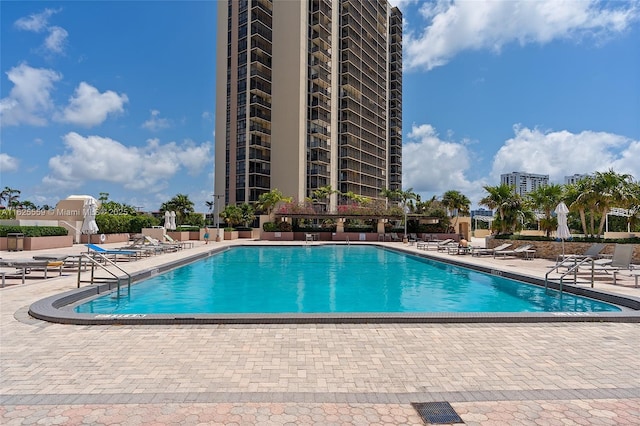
(1, 240, 639, 425)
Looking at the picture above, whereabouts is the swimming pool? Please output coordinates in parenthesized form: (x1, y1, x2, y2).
(75, 245, 620, 315)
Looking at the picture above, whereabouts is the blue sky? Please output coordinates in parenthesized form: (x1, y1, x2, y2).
(1, 0, 639, 212)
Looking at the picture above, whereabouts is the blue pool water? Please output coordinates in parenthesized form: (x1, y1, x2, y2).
(75, 245, 621, 314)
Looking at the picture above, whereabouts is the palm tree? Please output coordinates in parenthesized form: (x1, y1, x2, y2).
(379, 187, 400, 209)
(441, 190, 471, 232)
(161, 194, 195, 226)
(239, 203, 256, 227)
(592, 169, 634, 236)
(219, 205, 243, 228)
(1, 187, 21, 209)
(311, 185, 338, 212)
(479, 184, 514, 234)
(526, 184, 563, 237)
(256, 189, 292, 216)
(397, 188, 418, 239)
(627, 181, 640, 232)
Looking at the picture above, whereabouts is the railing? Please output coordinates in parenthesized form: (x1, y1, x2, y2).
(76, 253, 132, 296)
(545, 257, 595, 294)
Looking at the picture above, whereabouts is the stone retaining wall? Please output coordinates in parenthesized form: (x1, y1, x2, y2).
(487, 240, 640, 263)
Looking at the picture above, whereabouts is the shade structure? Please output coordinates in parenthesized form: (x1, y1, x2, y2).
(81, 197, 99, 246)
(164, 211, 171, 229)
(169, 211, 177, 230)
(555, 202, 571, 257)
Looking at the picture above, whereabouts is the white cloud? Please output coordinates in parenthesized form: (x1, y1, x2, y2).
(43, 132, 211, 191)
(0, 153, 19, 172)
(14, 8, 68, 55)
(0, 63, 62, 126)
(14, 9, 58, 32)
(491, 125, 640, 183)
(44, 26, 68, 53)
(56, 82, 128, 127)
(402, 123, 484, 200)
(142, 110, 171, 131)
(404, 0, 639, 71)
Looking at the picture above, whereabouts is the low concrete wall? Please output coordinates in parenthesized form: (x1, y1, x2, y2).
(167, 231, 190, 241)
(260, 231, 294, 241)
(142, 228, 165, 241)
(0, 235, 76, 251)
(238, 229, 260, 239)
(487, 239, 640, 262)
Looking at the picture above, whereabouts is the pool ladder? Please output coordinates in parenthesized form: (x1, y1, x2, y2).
(76, 253, 132, 296)
(544, 257, 595, 294)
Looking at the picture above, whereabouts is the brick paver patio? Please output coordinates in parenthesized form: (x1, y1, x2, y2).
(1, 240, 639, 425)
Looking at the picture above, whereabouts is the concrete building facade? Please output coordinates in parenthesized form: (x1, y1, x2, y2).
(215, 0, 402, 211)
(500, 172, 549, 197)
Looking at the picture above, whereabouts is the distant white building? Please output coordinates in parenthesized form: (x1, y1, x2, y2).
(500, 172, 549, 197)
(564, 173, 590, 185)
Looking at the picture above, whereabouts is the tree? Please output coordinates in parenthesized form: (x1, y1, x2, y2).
(441, 190, 471, 232)
(256, 189, 292, 216)
(219, 205, 243, 228)
(160, 194, 195, 226)
(98, 192, 110, 202)
(592, 170, 634, 236)
(526, 184, 563, 237)
(479, 184, 531, 234)
(239, 203, 256, 227)
(379, 187, 401, 209)
(397, 188, 418, 239)
(0, 187, 21, 209)
(342, 190, 369, 205)
(479, 184, 513, 234)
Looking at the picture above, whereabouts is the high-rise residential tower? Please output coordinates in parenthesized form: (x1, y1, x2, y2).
(215, 0, 402, 211)
(500, 172, 550, 197)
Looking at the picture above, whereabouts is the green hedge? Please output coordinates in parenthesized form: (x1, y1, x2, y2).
(494, 234, 640, 244)
(0, 225, 68, 237)
(96, 214, 160, 234)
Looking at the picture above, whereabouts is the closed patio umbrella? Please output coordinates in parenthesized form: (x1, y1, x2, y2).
(164, 211, 171, 229)
(555, 202, 571, 257)
(81, 197, 99, 248)
(170, 211, 177, 230)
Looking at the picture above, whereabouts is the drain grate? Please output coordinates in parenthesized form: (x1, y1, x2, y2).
(412, 401, 464, 425)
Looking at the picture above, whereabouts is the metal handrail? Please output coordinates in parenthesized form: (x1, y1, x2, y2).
(545, 257, 595, 294)
(76, 253, 132, 295)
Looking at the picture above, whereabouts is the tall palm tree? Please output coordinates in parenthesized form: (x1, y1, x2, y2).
(592, 169, 634, 236)
(0, 187, 21, 209)
(397, 188, 417, 239)
(526, 184, 563, 237)
(161, 193, 195, 226)
(441, 190, 471, 231)
(380, 187, 401, 209)
(479, 184, 513, 234)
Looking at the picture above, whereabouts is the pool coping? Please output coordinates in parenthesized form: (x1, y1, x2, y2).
(28, 243, 640, 325)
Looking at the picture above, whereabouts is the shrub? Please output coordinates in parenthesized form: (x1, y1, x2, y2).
(0, 225, 68, 237)
(278, 221, 292, 232)
(263, 222, 278, 232)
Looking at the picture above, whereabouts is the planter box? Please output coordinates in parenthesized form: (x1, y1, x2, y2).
(260, 231, 294, 241)
(16, 235, 73, 251)
(189, 231, 201, 240)
(224, 230, 239, 240)
(238, 229, 260, 239)
(167, 231, 189, 241)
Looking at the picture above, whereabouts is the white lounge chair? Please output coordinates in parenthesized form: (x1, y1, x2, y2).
(494, 244, 535, 259)
(416, 238, 454, 251)
(588, 244, 634, 275)
(472, 243, 512, 257)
